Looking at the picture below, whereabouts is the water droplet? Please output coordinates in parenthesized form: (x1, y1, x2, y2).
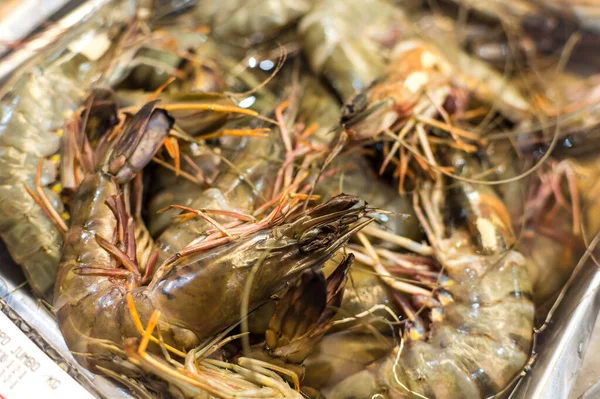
(259, 60, 275, 70)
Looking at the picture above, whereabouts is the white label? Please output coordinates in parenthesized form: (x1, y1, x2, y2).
(0, 311, 95, 399)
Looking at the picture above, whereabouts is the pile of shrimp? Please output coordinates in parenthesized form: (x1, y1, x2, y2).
(1, 0, 599, 398)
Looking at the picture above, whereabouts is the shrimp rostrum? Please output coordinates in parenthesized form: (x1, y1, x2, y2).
(54, 100, 370, 390)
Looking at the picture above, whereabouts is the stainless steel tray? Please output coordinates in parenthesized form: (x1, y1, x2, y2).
(0, 0, 136, 84)
(0, 0, 74, 59)
(511, 241, 600, 399)
(0, 1, 599, 398)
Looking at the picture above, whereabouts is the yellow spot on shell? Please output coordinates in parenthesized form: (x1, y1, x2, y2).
(431, 308, 443, 322)
(61, 212, 70, 221)
(50, 154, 60, 163)
(442, 279, 455, 288)
(56, 129, 63, 137)
(438, 292, 454, 306)
(409, 329, 422, 341)
(51, 184, 62, 193)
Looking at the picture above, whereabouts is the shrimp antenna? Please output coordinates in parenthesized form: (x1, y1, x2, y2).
(226, 43, 288, 99)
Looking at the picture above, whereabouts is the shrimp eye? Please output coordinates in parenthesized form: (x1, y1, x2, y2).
(341, 92, 368, 122)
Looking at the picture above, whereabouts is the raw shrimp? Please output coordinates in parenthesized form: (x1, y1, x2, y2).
(286, 72, 422, 241)
(107, 26, 226, 94)
(301, 0, 533, 129)
(294, 74, 417, 237)
(316, 154, 421, 245)
(153, 133, 283, 264)
(480, 139, 575, 312)
(192, 0, 313, 45)
(519, 153, 600, 313)
(146, 140, 228, 236)
(0, 0, 132, 299)
(329, 261, 403, 334)
(435, 0, 600, 68)
(54, 101, 370, 380)
(340, 35, 531, 143)
(144, 106, 270, 237)
(326, 153, 534, 399)
(440, 0, 545, 26)
(302, 331, 394, 391)
(150, 72, 332, 263)
(412, 10, 539, 71)
(120, 255, 355, 398)
(298, 0, 409, 101)
(509, 68, 600, 157)
(110, 30, 283, 236)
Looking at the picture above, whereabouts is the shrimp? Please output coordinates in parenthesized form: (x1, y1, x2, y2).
(0, 1, 133, 300)
(303, 331, 394, 391)
(482, 70, 600, 311)
(107, 26, 226, 94)
(509, 68, 600, 157)
(146, 140, 229, 236)
(300, 0, 529, 109)
(301, 0, 533, 170)
(298, 0, 410, 101)
(341, 35, 532, 140)
(153, 132, 283, 264)
(478, 138, 576, 313)
(192, 0, 313, 45)
(54, 100, 370, 381)
(329, 261, 404, 334)
(143, 98, 275, 237)
(324, 152, 534, 399)
(518, 150, 600, 314)
(150, 74, 330, 263)
(111, 31, 284, 237)
(435, 0, 600, 68)
(518, 168, 580, 312)
(316, 154, 421, 245)
(118, 256, 355, 398)
(412, 11, 538, 71)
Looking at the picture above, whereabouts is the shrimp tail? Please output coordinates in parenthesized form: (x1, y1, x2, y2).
(107, 100, 174, 183)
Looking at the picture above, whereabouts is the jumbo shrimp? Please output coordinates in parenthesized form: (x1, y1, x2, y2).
(54, 102, 370, 380)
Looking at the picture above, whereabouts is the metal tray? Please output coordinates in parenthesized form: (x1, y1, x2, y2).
(0, 1, 599, 398)
(511, 243, 600, 399)
(0, 0, 74, 59)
